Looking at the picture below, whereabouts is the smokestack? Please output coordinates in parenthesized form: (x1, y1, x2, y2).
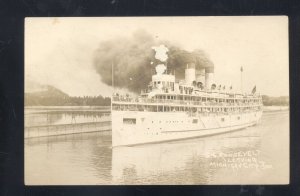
(196, 68, 205, 84)
(205, 67, 214, 90)
(185, 63, 196, 85)
(94, 30, 215, 93)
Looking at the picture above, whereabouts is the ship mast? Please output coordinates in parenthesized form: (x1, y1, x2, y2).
(111, 61, 114, 112)
(240, 66, 243, 94)
(112, 61, 114, 88)
(165, 60, 168, 74)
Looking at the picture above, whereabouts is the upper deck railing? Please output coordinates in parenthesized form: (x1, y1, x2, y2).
(140, 88, 260, 99)
(112, 96, 262, 107)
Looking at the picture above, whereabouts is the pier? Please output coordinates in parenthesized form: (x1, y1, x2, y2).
(25, 121, 111, 138)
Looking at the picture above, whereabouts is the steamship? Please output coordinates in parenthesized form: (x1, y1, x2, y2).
(111, 63, 263, 147)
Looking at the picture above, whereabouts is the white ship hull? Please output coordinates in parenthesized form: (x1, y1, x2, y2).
(112, 110, 263, 147)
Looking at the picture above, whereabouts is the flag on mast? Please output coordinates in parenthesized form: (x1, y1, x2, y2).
(240, 66, 243, 72)
(218, 85, 221, 90)
(211, 84, 216, 90)
(252, 85, 256, 94)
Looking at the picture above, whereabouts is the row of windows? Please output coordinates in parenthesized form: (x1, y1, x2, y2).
(155, 95, 261, 103)
(152, 120, 186, 123)
(124, 116, 246, 125)
(114, 105, 261, 112)
(153, 81, 174, 87)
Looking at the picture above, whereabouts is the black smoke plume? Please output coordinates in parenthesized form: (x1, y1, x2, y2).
(93, 30, 214, 93)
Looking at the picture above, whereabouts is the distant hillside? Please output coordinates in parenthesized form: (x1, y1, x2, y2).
(262, 95, 289, 106)
(25, 84, 110, 106)
(28, 85, 69, 98)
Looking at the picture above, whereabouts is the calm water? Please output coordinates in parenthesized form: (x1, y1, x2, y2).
(25, 111, 289, 185)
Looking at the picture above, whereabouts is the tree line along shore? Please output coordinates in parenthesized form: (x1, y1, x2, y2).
(25, 91, 288, 107)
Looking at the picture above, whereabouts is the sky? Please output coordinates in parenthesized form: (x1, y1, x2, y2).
(25, 16, 289, 97)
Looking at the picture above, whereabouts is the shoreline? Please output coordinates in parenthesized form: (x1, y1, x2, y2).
(263, 106, 289, 113)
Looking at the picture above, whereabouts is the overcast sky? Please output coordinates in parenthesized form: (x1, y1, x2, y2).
(25, 16, 288, 97)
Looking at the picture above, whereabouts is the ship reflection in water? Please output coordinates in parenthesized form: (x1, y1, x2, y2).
(112, 127, 270, 184)
(25, 111, 289, 185)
